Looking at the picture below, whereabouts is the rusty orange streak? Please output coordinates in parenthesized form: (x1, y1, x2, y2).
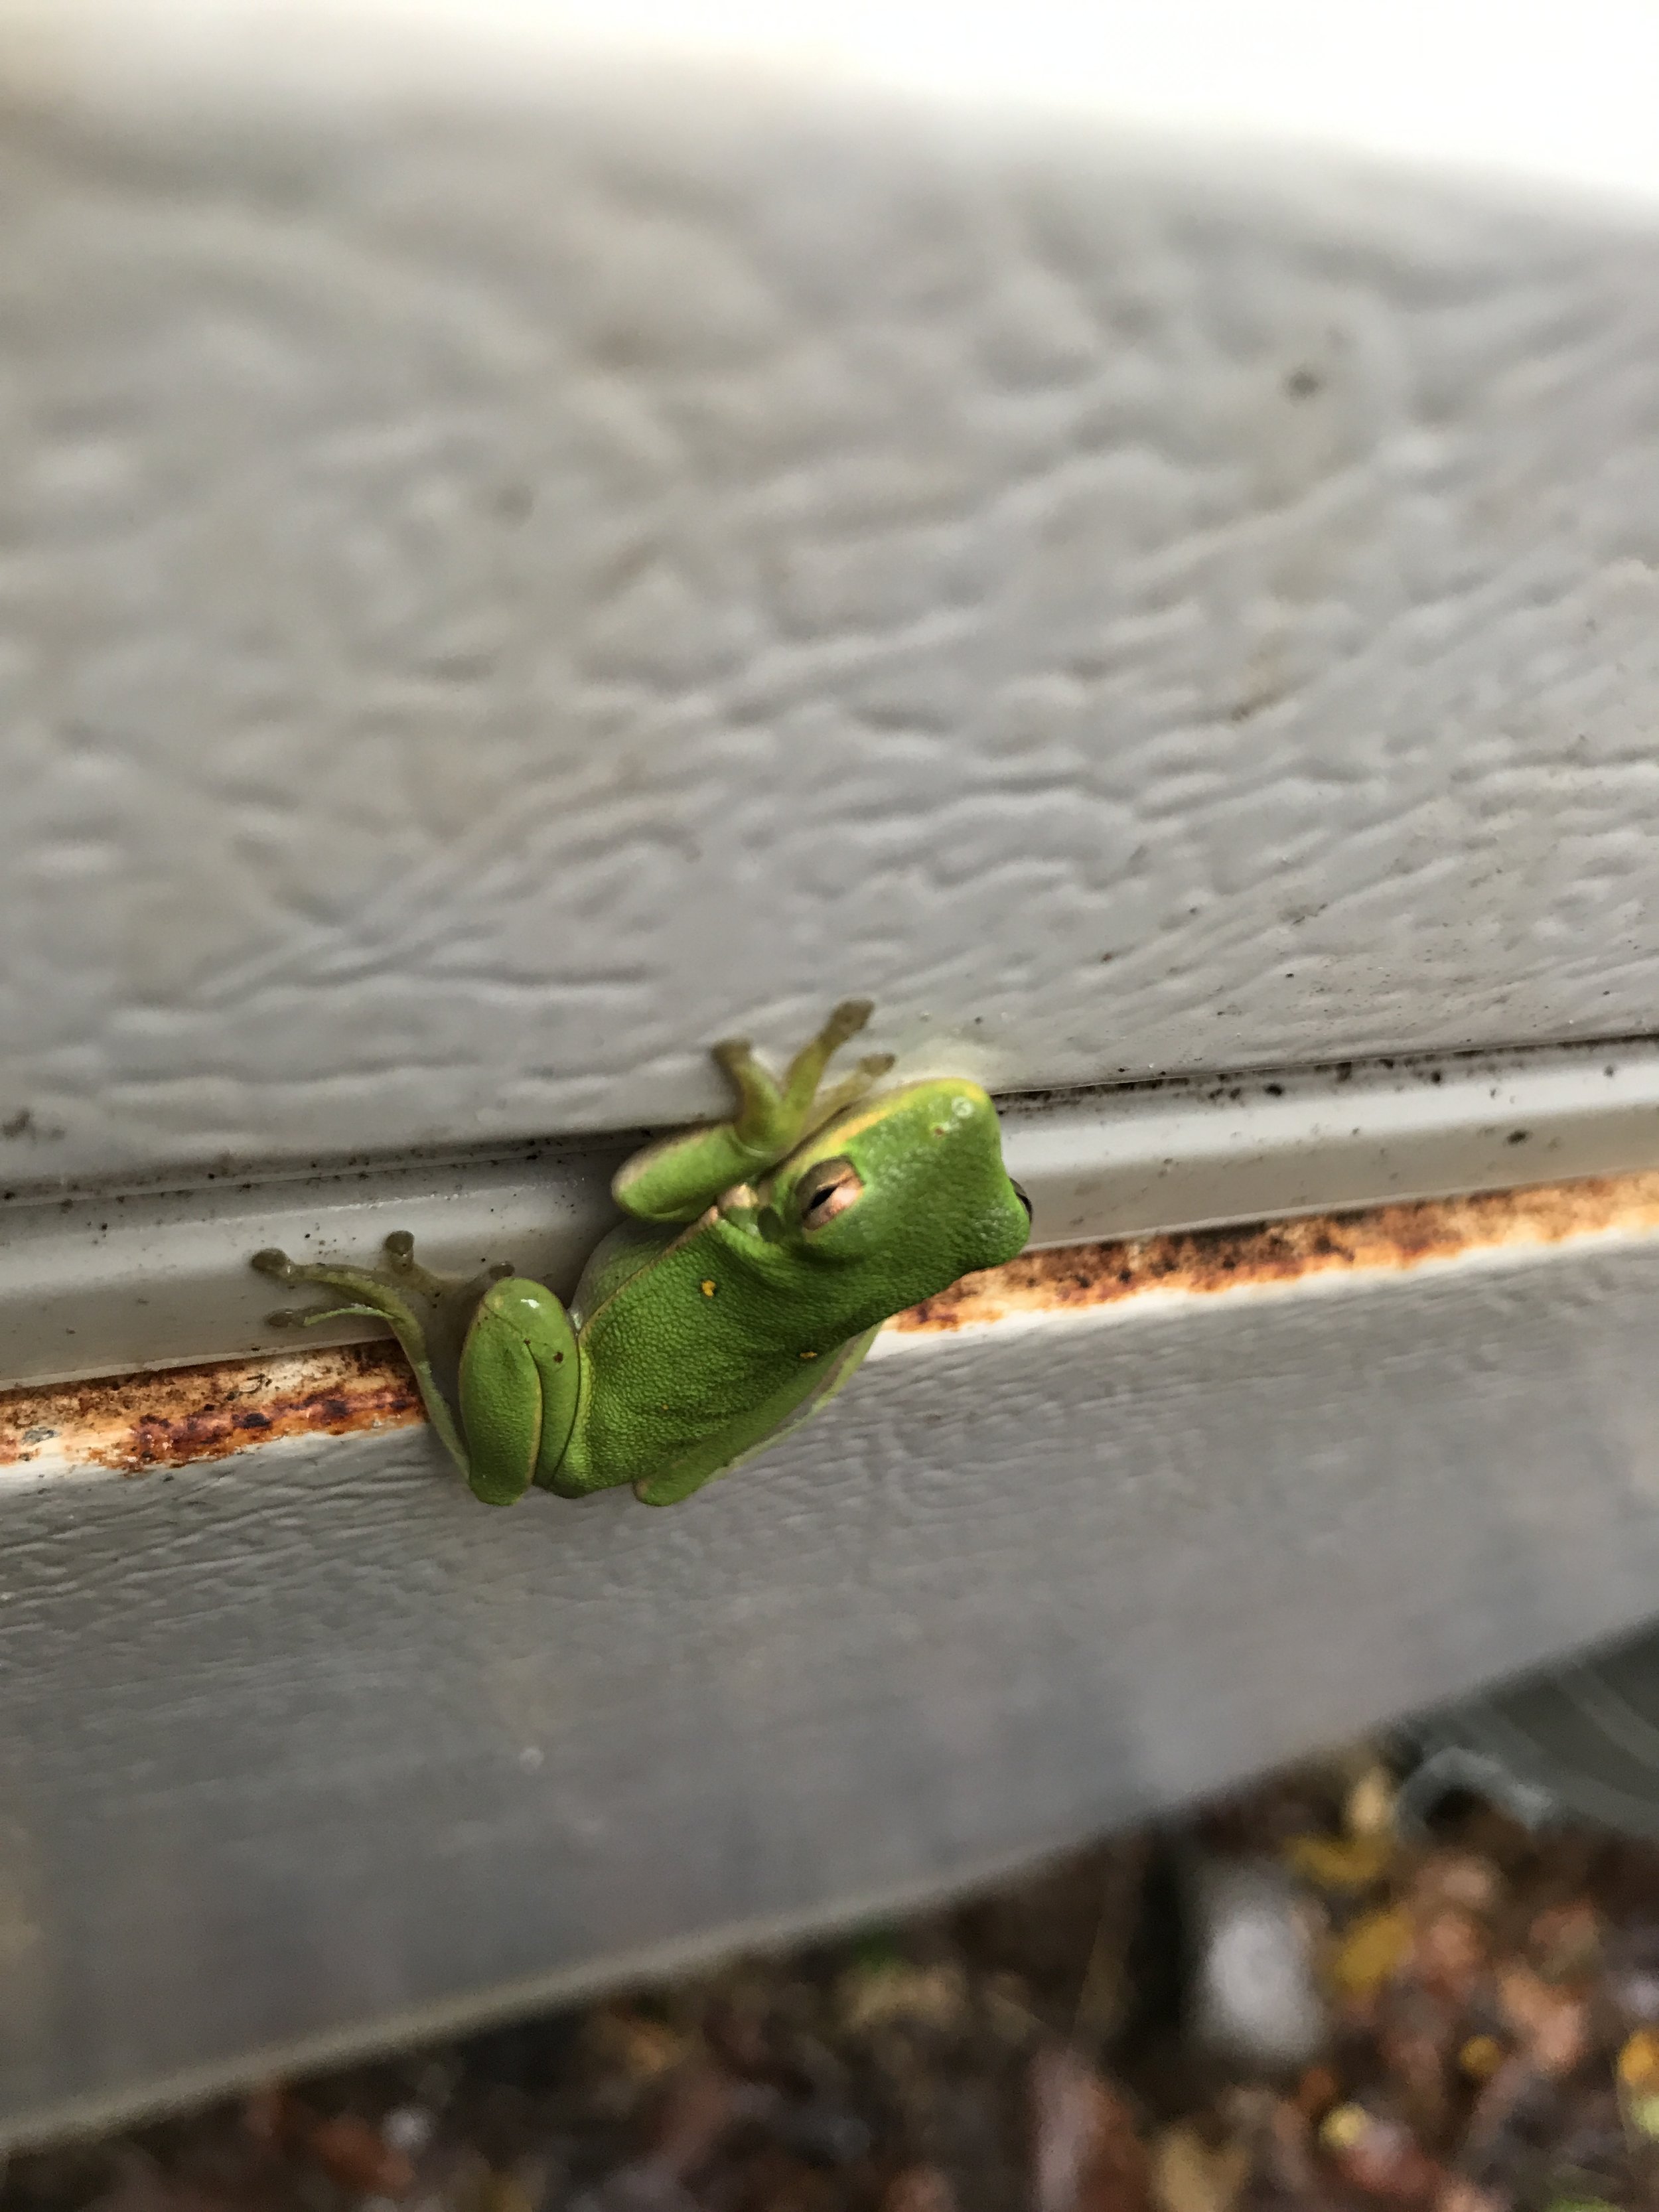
(7, 1169, 1659, 1475)
(893, 1169, 1659, 1333)
(0, 1343, 422, 1476)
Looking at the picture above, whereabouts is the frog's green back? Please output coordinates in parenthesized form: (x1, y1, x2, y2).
(567, 1218, 677, 1329)
(553, 1078, 1027, 1501)
(628, 1327, 879, 1507)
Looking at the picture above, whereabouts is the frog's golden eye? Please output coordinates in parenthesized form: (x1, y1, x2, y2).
(799, 1158, 863, 1230)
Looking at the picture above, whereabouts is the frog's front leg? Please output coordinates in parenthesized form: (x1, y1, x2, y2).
(252, 1234, 580, 1507)
(614, 997, 895, 1224)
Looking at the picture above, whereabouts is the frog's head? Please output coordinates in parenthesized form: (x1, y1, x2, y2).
(762, 1078, 1030, 1313)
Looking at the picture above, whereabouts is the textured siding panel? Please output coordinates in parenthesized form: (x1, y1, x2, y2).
(1, 1224, 1658, 2141)
(3, 18, 1659, 1184)
(5, 0, 1659, 2147)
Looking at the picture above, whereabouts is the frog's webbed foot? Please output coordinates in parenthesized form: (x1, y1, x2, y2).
(809, 996, 877, 1057)
(615, 1001, 896, 1224)
(251, 1234, 473, 1473)
(798, 1051, 897, 1138)
(252, 1232, 457, 1333)
(715, 998, 895, 1143)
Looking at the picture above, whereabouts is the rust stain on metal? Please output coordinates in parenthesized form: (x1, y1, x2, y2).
(7, 1170, 1659, 1475)
(892, 1169, 1659, 1333)
(0, 1343, 421, 1476)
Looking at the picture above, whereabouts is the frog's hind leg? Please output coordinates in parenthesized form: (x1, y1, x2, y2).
(714, 997, 895, 1147)
(252, 1233, 469, 1474)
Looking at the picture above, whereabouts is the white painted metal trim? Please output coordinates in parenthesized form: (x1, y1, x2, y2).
(3, 1035, 1656, 1392)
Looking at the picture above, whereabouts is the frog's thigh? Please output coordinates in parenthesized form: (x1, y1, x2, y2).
(457, 1280, 579, 1507)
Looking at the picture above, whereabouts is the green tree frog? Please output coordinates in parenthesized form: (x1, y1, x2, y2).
(252, 1003, 1031, 1509)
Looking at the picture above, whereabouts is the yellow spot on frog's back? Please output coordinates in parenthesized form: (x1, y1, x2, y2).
(800, 1351, 818, 1361)
(699, 1279, 717, 1297)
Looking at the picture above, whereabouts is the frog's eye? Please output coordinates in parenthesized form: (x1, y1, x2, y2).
(799, 1158, 863, 1230)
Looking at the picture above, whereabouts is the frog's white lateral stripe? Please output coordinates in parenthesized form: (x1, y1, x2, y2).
(3, 1036, 1659, 1393)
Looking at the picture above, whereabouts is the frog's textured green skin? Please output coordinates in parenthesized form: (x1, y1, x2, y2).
(252, 1003, 1031, 1509)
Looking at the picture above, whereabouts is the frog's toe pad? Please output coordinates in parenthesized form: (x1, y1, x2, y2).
(823, 999, 874, 1045)
(378, 1230, 453, 1296)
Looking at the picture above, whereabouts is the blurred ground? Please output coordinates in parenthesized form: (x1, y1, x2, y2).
(5, 1753, 1656, 2212)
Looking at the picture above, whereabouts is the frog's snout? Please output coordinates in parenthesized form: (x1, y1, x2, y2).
(1011, 1181, 1033, 1222)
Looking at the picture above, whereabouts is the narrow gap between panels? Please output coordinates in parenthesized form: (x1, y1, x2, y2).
(7, 1165, 1658, 1480)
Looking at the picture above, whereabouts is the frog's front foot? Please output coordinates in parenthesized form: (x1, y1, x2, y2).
(252, 1234, 483, 1480)
(250, 1243, 330, 1329)
(252, 1231, 459, 1332)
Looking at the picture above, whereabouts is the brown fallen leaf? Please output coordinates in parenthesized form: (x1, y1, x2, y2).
(567, 2159, 699, 2212)
(1410, 1909, 1487, 2006)
(567, 2061, 753, 2212)
(1603, 1923, 1659, 2026)
(1029, 2044, 1151, 2212)
(304, 2114, 417, 2199)
(1319, 2104, 1442, 2203)
(648, 2061, 746, 2177)
(1432, 2182, 1506, 2212)
(82, 2152, 252, 2212)
(476, 2172, 540, 2212)
(883, 2166, 960, 2212)
(985, 1971, 1044, 2046)
(1616, 2025, 1659, 2093)
(240, 2089, 416, 2201)
(1528, 1900, 1602, 1980)
(728, 2146, 839, 2212)
(1409, 1854, 1504, 1921)
(1345, 1766, 1399, 1840)
(1285, 1833, 1395, 1893)
(1261, 2094, 1323, 2201)
(1331, 1907, 1414, 2000)
(1322, 2102, 1371, 2149)
(1293, 2065, 1341, 2121)
(584, 2007, 695, 2085)
(1616, 2026, 1659, 2140)
(837, 1960, 970, 2037)
(1379, 2017, 1453, 2142)
(86, 2182, 248, 2212)
(1497, 1966, 1589, 2079)
(1457, 2035, 1506, 2083)
(1148, 2124, 1250, 2212)
(1461, 2051, 1555, 2172)
(240, 2083, 289, 2146)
